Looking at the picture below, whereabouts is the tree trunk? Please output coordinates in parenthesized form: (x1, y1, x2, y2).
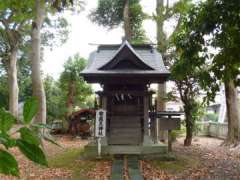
(66, 81, 75, 133)
(184, 107, 193, 146)
(31, 0, 46, 124)
(8, 48, 19, 118)
(66, 81, 75, 118)
(156, 0, 167, 111)
(123, 0, 131, 41)
(224, 79, 240, 145)
(157, 83, 168, 141)
(157, 83, 166, 110)
(183, 102, 194, 146)
(156, 0, 167, 53)
(156, 0, 168, 142)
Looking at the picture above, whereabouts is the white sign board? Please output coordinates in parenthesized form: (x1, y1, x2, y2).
(95, 109, 106, 137)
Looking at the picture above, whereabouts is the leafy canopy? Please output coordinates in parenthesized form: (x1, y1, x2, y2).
(173, 0, 240, 102)
(59, 54, 93, 109)
(90, 0, 147, 43)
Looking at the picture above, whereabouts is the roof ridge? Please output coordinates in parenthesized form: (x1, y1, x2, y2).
(98, 40, 154, 70)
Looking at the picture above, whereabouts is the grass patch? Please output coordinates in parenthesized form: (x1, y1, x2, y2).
(150, 154, 200, 174)
(48, 148, 96, 180)
(142, 153, 177, 161)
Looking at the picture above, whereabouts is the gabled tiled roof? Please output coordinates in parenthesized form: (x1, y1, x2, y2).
(99, 41, 154, 70)
(81, 41, 170, 76)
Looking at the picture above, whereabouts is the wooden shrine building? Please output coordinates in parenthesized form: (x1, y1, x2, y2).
(81, 41, 172, 155)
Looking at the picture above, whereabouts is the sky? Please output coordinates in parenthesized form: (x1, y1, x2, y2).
(42, 0, 177, 79)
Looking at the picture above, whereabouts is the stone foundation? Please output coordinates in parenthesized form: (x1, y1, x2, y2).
(84, 140, 167, 157)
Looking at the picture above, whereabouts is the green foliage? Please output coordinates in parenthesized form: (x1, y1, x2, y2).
(44, 75, 64, 122)
(43, 55, 93, 123)
(0, 75, 8, 109)
(0, 149, 19, 176)
(19, 127, 41, 146)
(16, 139, 47, 166)
(0, 109, 16, 134)
(59, 54, 93, 109)
(50, 0, 85, 12)
(23, 97, 39, 124)
(42, 16, 70, 49)
(90, 0, 123, 28)
(0, 98, 50, 176)
(60, 54, 87, 82)
(192, 102, 205, 122)
(171, 0, 240, 144)
(18, 46, 33, 102)
(154, 0, 193, 54)
(0, 0, 71, 122)
(205, 113, 218, 122)
(173, 0, 240, 102)
(171, 125, 186, 141)
(186, 101, 205, 133)
(90, 0, 147, 43)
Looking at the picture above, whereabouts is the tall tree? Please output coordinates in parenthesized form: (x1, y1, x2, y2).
(171, 28, 205, 145)
(154, 0, 192, 141)
(0, 1, 32, 117)
(90, 0, 147, 43)
(123, 0, 131, 40)
(30, 0, 46, 123)
(174, 0, 240, 145)
(30, 0, 81, 123)
(0, 38, 32, 110)
(59, 54, 92, 120)
(0, 0, 69, 120)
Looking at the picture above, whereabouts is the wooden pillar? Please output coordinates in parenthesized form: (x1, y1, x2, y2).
(154, 118, 158, 143)
(143, 95, 149, 136)
(143, 95, 152, 145)
(150, 118, 155, 142)
(102, 96, 107, 109)
(100, 95, 108, 145)
(168, 130, 172, 152)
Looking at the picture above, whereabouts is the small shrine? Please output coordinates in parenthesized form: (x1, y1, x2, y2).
(81, 41, 176, 155)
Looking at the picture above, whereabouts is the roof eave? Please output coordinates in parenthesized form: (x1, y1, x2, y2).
(80, 72, 170, 84)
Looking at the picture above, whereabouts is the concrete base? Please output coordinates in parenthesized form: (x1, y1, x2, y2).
(143, 135, 154, 146)
(84, 140, 167, 157)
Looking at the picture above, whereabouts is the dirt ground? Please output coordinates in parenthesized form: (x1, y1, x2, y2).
(0, 136, 87, 180)
(141, 137, 240, 180)
(1, 136, 240, 180)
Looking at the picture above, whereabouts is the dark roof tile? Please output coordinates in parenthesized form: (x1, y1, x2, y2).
(81, 41, 170, 75)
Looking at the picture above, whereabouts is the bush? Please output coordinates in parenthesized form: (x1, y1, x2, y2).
(205, 113, 218, 122)
(0, 97, 54, 177)
(171, 125, 186, 141)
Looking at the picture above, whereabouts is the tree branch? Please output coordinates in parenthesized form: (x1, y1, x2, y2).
(166, 0, 169, 10)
